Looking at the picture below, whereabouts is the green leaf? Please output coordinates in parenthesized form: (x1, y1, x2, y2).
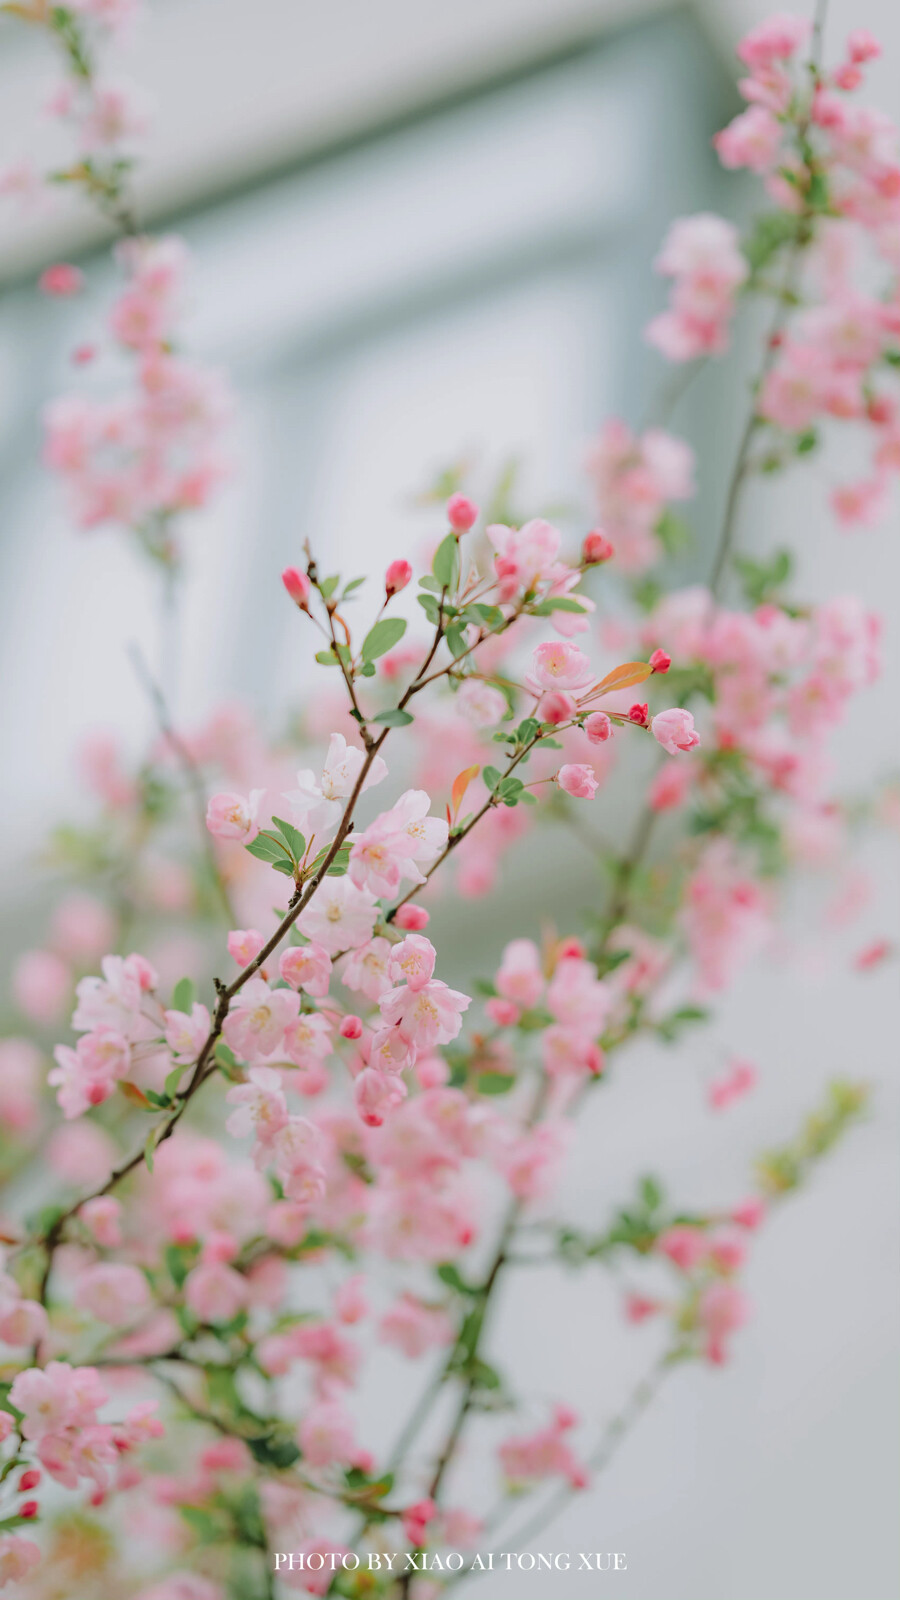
(342, 576, 366, 597)
(417, 592, 441, 624)
(436, 1262, 479, 1295)
(361, 617, 407, 662)
(530, 596, 588, 615)
(315, 648, 340, 666)
(654, 509, 692, 556)
(245, 832, 293, 866)
(270, 858, 295, 876)
(478, 1072, 516, 1095)
(319, 574, 340, 600)
(432, 532, 460, 590)
(164, 1063, 188, 1099)
(483, 765, 502, 791)
(171, 977, 195, 1014)
(419, 575, 443, 593)
(445, 620, 468, 658)
(372, 708, 414, 727)
(270, 816, 306, 862)
(179, 1505, 224, 1543)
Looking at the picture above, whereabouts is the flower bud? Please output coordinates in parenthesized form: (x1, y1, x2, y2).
(38, 263, 83, 297)
(340, 1015, 363, 1040)
(627, 703, 649, 727)
(582, 529, 614, 565)
(394, 903, 430, 931)
(385, 559, 413, 597)
(18, 1471, 40, 1493)
(20, 1501, 39, 1519)
(446, 493, 478, 533)
(281, 567, 311, 609)
(584, 711, 612, 743)
(649, 648, 671, 673)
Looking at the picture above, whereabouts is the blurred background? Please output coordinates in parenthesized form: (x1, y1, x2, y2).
(0, 2, 898, 1597)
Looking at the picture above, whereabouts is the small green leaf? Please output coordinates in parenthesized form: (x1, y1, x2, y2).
(271, 816, 306, 862)
(432, 532, 459, 590)
(315, 648, 340, 666)
(164, 1063, 188, 1099)
(372, 708, 414, 727)
(483, 765, 502, 791)
(362, 617, 407, 662)
(245, 832, 293, 867)
(478, 1072, 516, 1095)
(530, 596, 588, 615)
(171, 977, 195, 1014)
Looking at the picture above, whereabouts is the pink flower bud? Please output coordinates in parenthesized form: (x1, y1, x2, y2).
(340, 1015, 363, 1040)
(582, 529, 614, 564)
(584, 711, 612, 743)
(649, 648, 671, 673)
(20, 1502, 38, 1519)
(72, 342, 97, 366)
(227, 928, 265, 967)
(847, 28, 880, 63)
(557, 763, 599, 800)
(394, 903, 430, 931)
(385, 559, 412, 596)
(446, 493, 478, 532)
(39, 263, 83, 297)
(485, 997, 519, 1028)
(627, 703, 649, 727)
(651, 707, 701, 753)
(18, 1471, 40, 1493)
(281, 567, 311, 609)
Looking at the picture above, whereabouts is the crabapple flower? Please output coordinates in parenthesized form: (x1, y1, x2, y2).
(227, 928, 265, 967)
(528, 640, 593, 693)
(0, 1296, 48, 1348)
(456, 678, 507, 727)
(222, 979, 299, 1063)
(446, 492, 478, 531)
(0, 1538, 41, 1587)
(402, 1498, 437, 1548)
(269, 1117, 326, 1206)
(385, 558, 412, 595)
(282, 566, 311, 608)
(379, 1294, 454, 1357)
(379, 979, 471, 1052)
(39, 263, 84, 297)
(279, 941, 332, 997)
(164, 1002, 210, 1064)
(394, 903, 429, 931)
(225, 1067, 288, 1155)
(584, 711, 612, 743)
(296, 876, 378, 956)
(354, 1066, 408, 1126)
(206, 790, 263, 843)
(708, 1057, 758, 1110)
(586, 420, 695, 572)
(657, 1225, 707, 1272)
(582, 529, 614, 563)
(388, 934, 436, 992)
(79, 1196, 123, 1248)
(495, 938, 544, 1008)
(499, 1406, 588, 1491)
(646, 214, 748, 362)
(10, 1362, 108, 1443)
(651, 707, 701, 753)
(284, 733, 387, 834)
(74, 1263, 151, 1326)
(698, 1282, 750, 1364)
(557, 763, 598, 799)
(349, 789, 448, 895)
(338, 936, 393, 1000)
(184, 1261, 247, 1324)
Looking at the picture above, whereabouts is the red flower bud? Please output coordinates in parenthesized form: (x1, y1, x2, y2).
(385, 559, 413, 597)
(628, 702, 649, 726)
(20, 1500, 39, 1519)
(18, 1471, 40, 1493)
(582, 529, 614, 565)
(394, 903, 430, 930)
(339, 1015, 363, 1040)
(38, 263, 84, 298)
(281, 567, 311, 609)
(649, 648, 671, 674)
(446, 493, 478, 533)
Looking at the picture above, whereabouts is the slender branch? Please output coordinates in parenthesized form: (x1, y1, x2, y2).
(128, 644, 237, 926)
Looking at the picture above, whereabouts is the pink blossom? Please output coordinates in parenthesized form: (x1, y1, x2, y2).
(227, 928, 265, 967)
(394, 903, 430, 931)
(657, 1225, 707, 1272)
(584, 711, 612, 743)
(582, 529, 614, 564)
(354, 1066, 408, 1126)
(649, 760, 693, 811)
(495, 938, 544, 1008)
(528, 640, 592, 693)
(388, 934, 437, 992)
(456, 678, 507, 727)
(205, 790, 263, 843)
(284, 733, 387, 835)
(283, 1011, 333, 1076)
(75, 1263, 151, 1326)
(698, 1282, 750, 1364)
(499, 1407, 587, 1491)
(164, 1002, 210, 1064)
(269, 1117, 327, 1207)
(10, 1362, 108, 1443)
(379, 979, 471, 1051)
(732, 1197, 767, 1230)
(402, 1498, 437, 1548)
(339, 1014, 363, 1039)
(79, 1196, 123, 1248)
(487, 518, 564, 599)
(706, 1228, 747, 1274)
(708, 1057, 758, 1111)
(736, 13, 809, 69)
(557, 762, 598, 799)
(338, 936, 394, 1000)
(0, 1039, 41, 1135)
(39, 263, 84, 297)
(385, 558, 413, 595)
(279, 941, 332, 997)
(0, 1297, 48, 1348)
(651, 707, 701, 753)
(222, 979, 299, 1062)
(225, 1066, 288, 1153)
(0, 1537, 41, 1587)
(13, 948, 71, 1024)
(298, 1401, 359, 1468)
(379, 1294, 454, 1357)
(447, 493, 478, 531)
(282, 567, 311, 608)
(296, 876, 379, 956)
(714, 105, 782, 172)
(334, 1275, 368, 1324)
(349, 789, 448, 896)
(184, 1261, 247, 1324)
